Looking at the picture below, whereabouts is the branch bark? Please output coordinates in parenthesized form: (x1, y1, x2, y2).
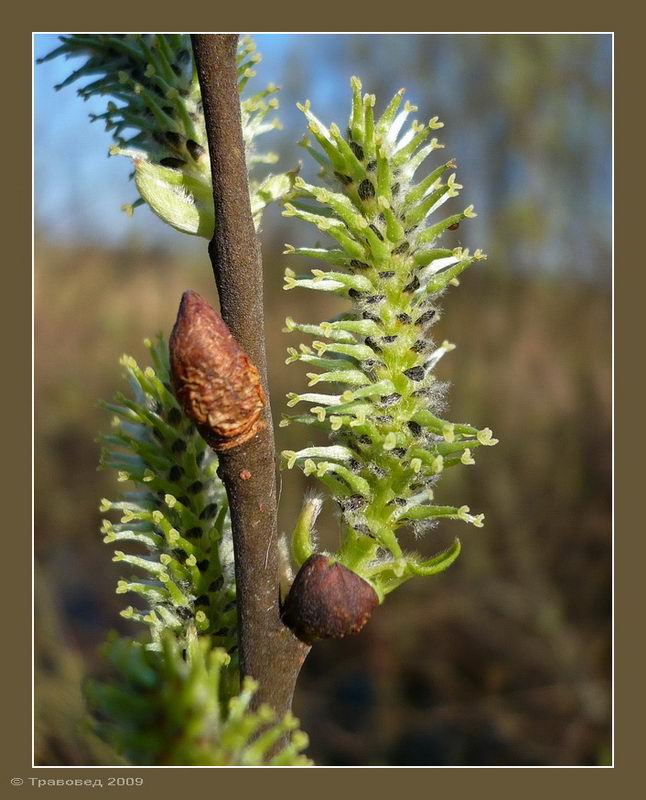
(190, 34, 309, 717)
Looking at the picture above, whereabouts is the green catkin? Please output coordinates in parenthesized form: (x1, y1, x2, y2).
(97, 337, 310, 765)
(39, 34, 293, 236)
(282, 79, 498, 602)
(99, 336, 237, 656)
(86, 632, 311, 766)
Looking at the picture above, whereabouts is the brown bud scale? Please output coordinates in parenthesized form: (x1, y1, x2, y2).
(281, 555, 379, 644)
(169, 290, 266, 451)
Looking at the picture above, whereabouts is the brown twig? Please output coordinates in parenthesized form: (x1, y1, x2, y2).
(190, 33, 309, 716)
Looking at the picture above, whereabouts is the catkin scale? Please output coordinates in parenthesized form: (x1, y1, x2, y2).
(169, 290, 266, 451)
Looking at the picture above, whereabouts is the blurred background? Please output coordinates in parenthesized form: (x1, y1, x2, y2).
(34, 34, 612, 766)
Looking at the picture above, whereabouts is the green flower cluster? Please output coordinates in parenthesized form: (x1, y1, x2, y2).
(86, 632, 311, 766)
(99, 336, 236, 655)
(97, 337, 310, 765)
(39, 34, 292, 235)
(281, 79, 498, 601)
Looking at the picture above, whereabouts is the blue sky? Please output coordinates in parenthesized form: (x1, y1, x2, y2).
(34, 34, 612, 280)
(34, 34, 409, 248)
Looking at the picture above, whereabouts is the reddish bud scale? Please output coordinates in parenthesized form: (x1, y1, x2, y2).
(281, 555, 379, 644)
(169, 290, 266, 451)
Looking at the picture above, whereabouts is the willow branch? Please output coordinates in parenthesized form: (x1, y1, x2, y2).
(190, 33, 309, 716)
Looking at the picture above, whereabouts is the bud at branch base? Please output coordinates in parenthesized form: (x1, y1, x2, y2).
(170, 290, 266, 451)
(281, 555, 379, 644)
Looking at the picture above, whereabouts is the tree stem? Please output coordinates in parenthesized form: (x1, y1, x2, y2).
(190, 34, 309, 717)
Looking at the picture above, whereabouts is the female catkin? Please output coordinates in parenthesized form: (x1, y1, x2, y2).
(280, 79, 498, 636)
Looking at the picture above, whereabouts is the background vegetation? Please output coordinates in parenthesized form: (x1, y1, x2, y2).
(35, 33, 611, 766)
